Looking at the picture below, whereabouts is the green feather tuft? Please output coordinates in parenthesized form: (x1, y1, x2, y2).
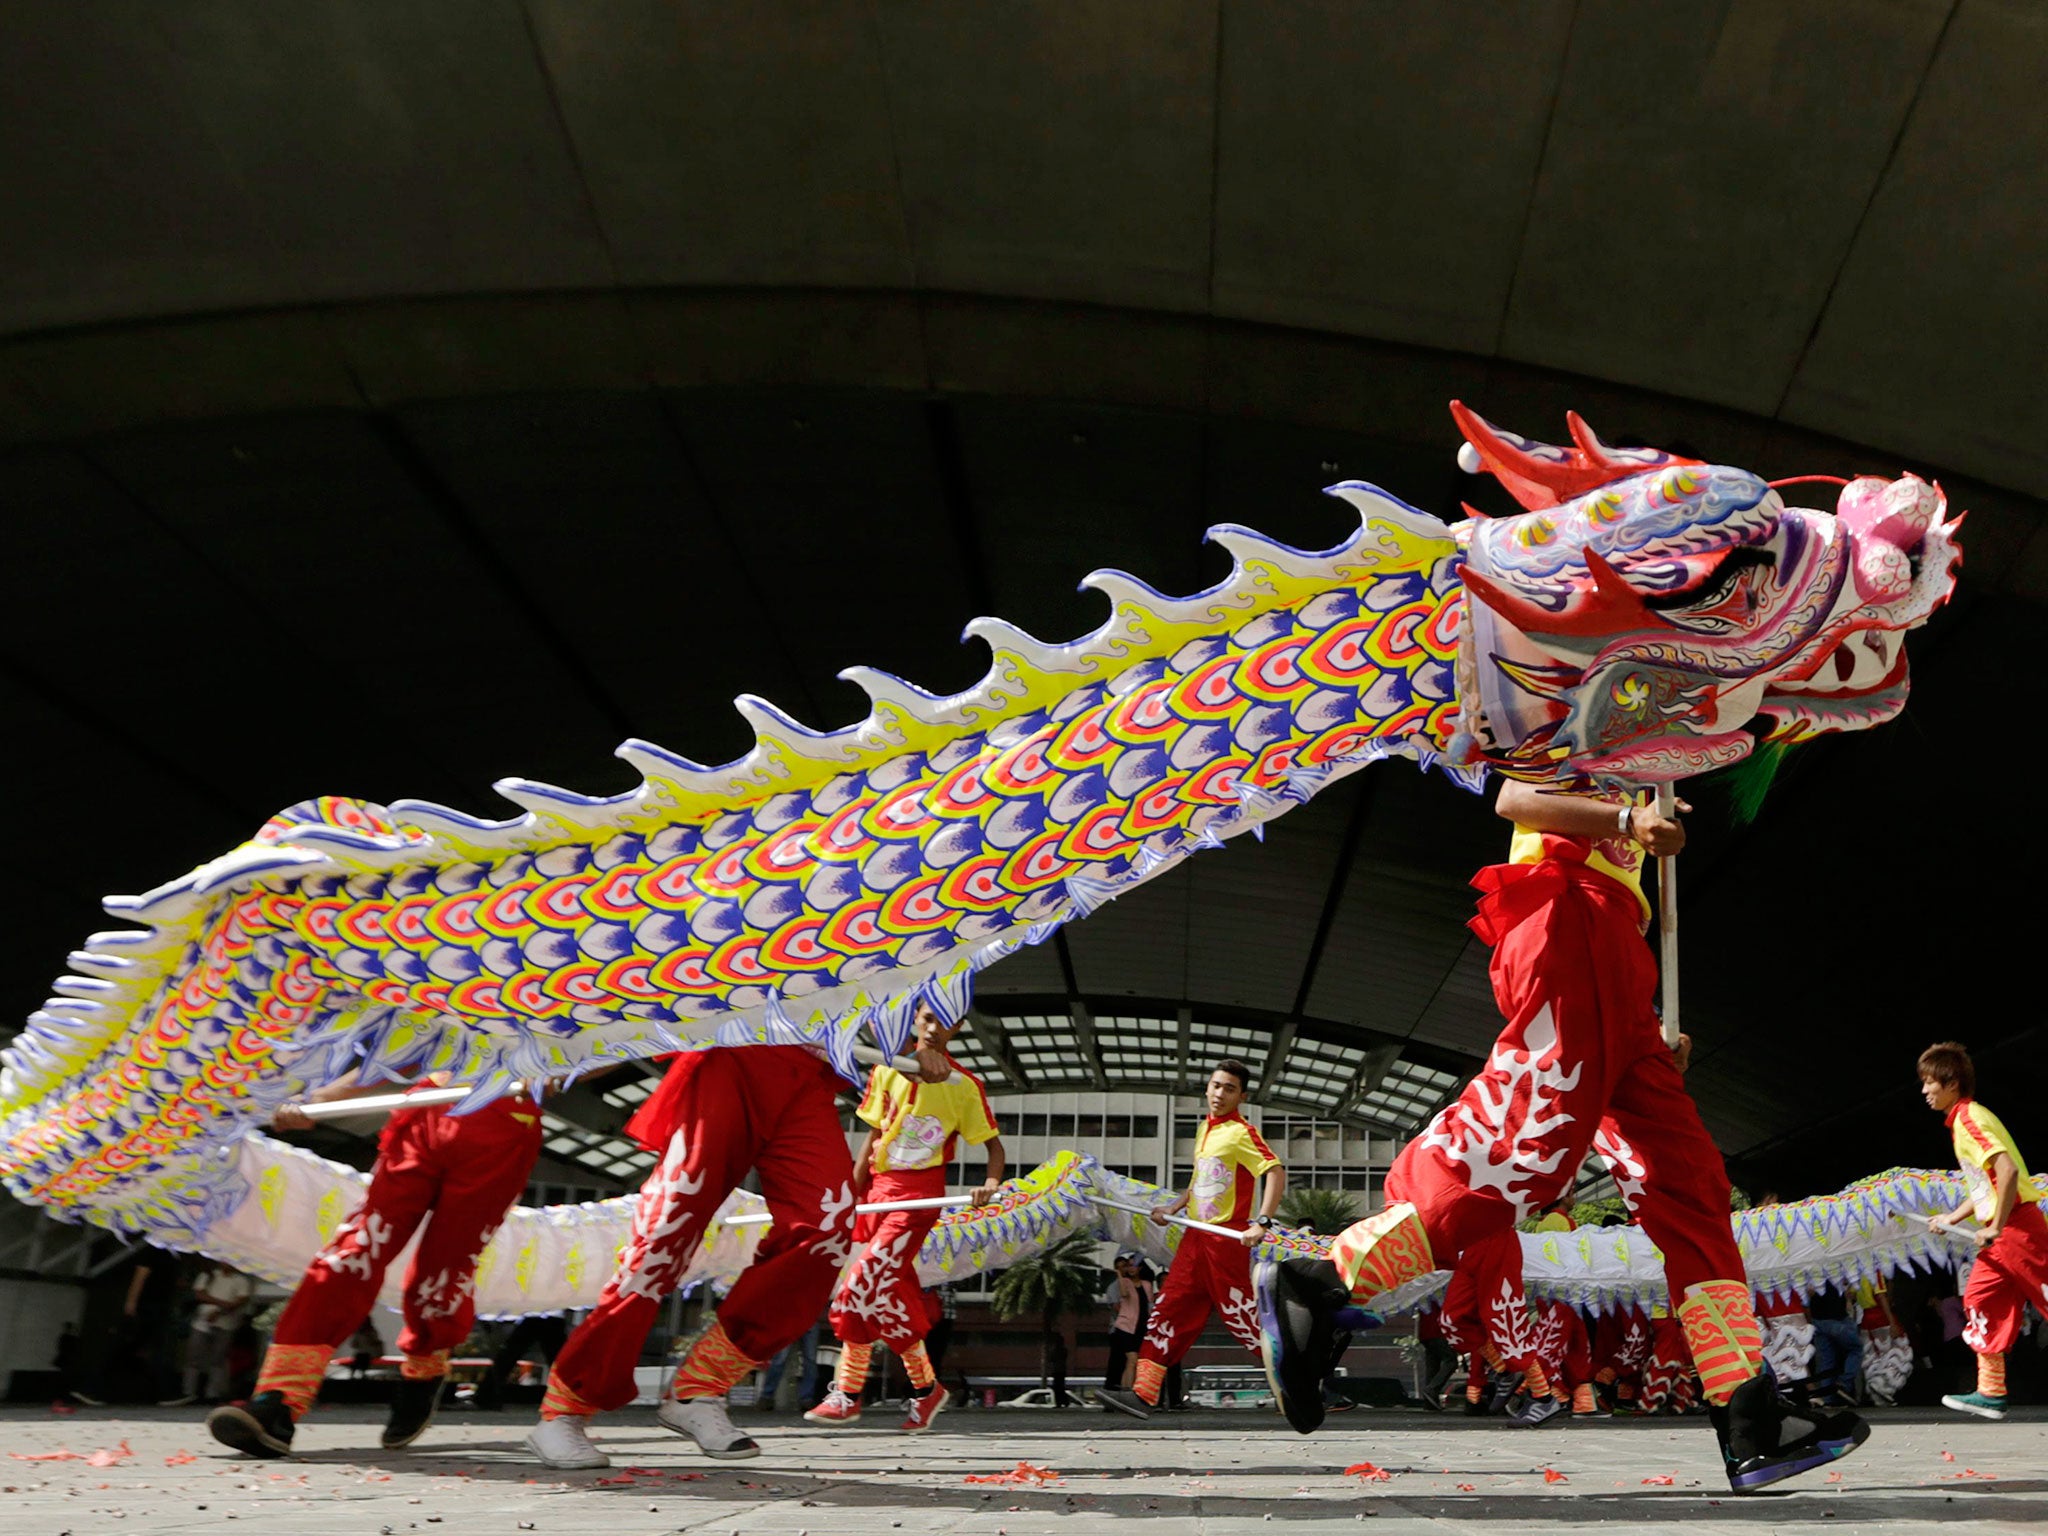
(1715, 741, 1794, 826)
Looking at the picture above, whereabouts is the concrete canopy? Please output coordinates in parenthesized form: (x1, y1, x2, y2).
(1, 2, 2042, 1195)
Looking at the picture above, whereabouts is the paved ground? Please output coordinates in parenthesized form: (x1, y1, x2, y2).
(2, 1403, 2042, 1535)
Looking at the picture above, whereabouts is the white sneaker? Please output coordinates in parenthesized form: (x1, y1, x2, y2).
(524, 1415, 610, 1469)
(658, 1397, 761, 1459)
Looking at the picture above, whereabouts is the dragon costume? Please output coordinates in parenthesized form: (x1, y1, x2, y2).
(2, 405, 1960, 1283)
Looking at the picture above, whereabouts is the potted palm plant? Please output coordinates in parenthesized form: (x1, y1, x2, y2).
(1278, 1186, 1361, 1236)
(990, 1230, 1109, 1400)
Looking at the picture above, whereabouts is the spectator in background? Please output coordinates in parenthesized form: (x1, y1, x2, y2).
(349, 1318, 384, 1379)
(1806, 1286, 1864, 1408)
(164, 1261, 254, 1406)
(69, 1244, 181, 1406)
(758, 1312, 825, 1412)
(1046, 1327, 1073, 1408)
(1413, 1303, 1459, 1411)
(923, 1284, 958, 1391)
(467, 1314, 569, 1409)
(1104, 1256, 1153, 1390)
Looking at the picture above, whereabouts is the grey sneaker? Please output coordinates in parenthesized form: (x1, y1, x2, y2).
(659, 1397, 761, 1458)
(524, 1415, 609, 1469)
(1510, 1393, 1565, 1427)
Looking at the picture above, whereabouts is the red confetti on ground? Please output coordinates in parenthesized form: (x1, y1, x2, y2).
(164, 1451, 198, 1467)
(1543, 1468, 1570, 1485)
(1456, 1483, 1476, 1492)
(1941, 1451, 1956, 1462)
(1943, 1469, 1995, 1480)
(1826, 1472, 1844, 1483)
(1343, 1463, 1392, 1482)
(1640, 1475, 1675, 1486)
(48, 1401, 77, 1416)
(10, 1449, 84, 1462)
(963, 1463, 1062, 1486)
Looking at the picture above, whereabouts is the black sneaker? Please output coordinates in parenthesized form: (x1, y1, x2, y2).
(1254, 1255, 1356, 1435)
(381, 1375, 447, 1450)
(1712, 1375, 1870, 1492)
(207, 1391, 295, 1458)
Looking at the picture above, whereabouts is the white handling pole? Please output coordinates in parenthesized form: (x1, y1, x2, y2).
(721, 1193, 976, 1227)
(297, 1084, 495, 1119)
(1656, 782, 1680, 1048)
(1088, 1194, 1256, 1243)
(292, 1044, 920, 1124)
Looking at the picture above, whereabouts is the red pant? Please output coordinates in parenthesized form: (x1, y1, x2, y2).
(831, 1168, 945, 1347)
(1385, 857, 1751, 1397)
(1139, 1227, 1260, 1370)
(1592, 1305, 1654, 1395)
(272, 1097, 541, 1359)
(548, 1047, 855, 1413)
(1530, 1297, 1592, 1392)
(1437, 1227, 1537, 1369)
(1962, 1200, 2048, 1356)
(1639, 1313, 1698, 1413)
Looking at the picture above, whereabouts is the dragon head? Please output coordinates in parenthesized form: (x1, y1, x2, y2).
(1444, 403, 1962, 788)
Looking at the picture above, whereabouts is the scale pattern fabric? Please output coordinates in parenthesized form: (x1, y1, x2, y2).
(0, 407, 1960, 1267)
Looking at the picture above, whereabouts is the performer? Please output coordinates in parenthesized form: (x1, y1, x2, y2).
(1590, 1302, 1653, 1414)
(1528, 1295, 1600, 1421)
(523, 1006, 957, 1469)
(1098, 1059, 1284, 1418)
(1260, 785, 1868, 1490)
(206, 1074, 545, 1457)
(1920, 1041, 2047, 1421)
(804, 1007, 1005, 1431)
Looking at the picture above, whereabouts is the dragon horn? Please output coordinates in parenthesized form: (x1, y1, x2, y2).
(1451, 401, 1699, 512)
(1460, 547, 1668, 639)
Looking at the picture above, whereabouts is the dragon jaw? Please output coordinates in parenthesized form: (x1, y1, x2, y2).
(1446, 407, 1962, 787)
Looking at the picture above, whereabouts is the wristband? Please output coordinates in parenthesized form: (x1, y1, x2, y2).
(1617, 804, 1634, 840)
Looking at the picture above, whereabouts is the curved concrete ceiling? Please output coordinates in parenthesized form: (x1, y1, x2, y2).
(2, 0, 2045, 500)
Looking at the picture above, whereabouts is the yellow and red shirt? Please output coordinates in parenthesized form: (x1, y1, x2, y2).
(1509, 789, 1651, 926)
(1947, 1098, 2038, 1224)
(858, 1061, 999, 1174)
(1186, 1111, 1281, 1227)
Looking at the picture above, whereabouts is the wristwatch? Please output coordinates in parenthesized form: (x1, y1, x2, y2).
(1253, 1215, 1275, 1231)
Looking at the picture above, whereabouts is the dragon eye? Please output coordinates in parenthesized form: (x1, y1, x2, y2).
(1640, 548, 1776, 613)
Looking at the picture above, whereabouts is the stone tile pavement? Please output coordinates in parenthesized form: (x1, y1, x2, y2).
(2, 1403, 2042, 1536)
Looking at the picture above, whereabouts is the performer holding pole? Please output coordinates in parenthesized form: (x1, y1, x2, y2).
(1920, 1041, 2048, 1421)
(1259, 782, 1870, 1492)
(207, 1073, 546, 1458)
(1097, 1058, 1284, 1419)
(805, 1007, 1004, 1432)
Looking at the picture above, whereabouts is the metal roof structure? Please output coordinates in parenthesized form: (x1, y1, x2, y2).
(3, 3, 2043, 1201)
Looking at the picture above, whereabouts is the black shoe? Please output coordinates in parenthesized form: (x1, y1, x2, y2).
(381, 1375, 446, 1450)
(1255, 1255, 1353, 1435)
(207, 1391, 295, 1458)
(1712, 1375, 1870, 1492)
